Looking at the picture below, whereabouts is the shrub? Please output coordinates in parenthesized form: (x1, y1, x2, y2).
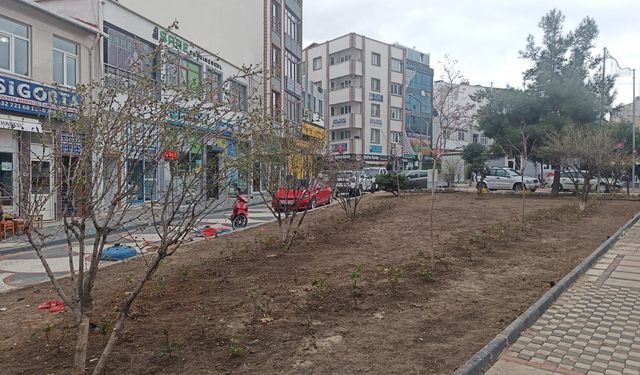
(375, 173, 407, 195)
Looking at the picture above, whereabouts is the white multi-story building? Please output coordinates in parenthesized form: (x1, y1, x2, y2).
(304, 33, 430, 166)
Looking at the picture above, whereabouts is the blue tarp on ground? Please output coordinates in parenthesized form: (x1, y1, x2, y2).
(101, 244, 137, 261)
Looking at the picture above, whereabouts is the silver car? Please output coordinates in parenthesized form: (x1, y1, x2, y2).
(482, 167, 539, 192)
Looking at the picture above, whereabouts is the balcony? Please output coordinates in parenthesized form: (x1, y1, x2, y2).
(329, 113, 362, 129)
(329, 59, 362, 79)
(329, 86, 363, 105)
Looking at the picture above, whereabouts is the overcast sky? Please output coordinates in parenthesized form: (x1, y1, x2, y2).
(303, 0, 640, 105)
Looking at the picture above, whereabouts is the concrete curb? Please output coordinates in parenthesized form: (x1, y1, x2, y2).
(453, 210, 640, 375)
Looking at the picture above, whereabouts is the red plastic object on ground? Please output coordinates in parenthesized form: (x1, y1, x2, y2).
(38, 300, 65, 313)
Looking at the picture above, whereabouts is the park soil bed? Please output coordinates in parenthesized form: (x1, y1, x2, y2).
(0, 193, 639, 374)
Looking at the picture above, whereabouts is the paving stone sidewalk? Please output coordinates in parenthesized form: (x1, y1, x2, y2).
(487, 222, 640, 375)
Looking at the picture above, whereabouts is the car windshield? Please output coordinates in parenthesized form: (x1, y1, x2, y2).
(506, 168, 521, 176)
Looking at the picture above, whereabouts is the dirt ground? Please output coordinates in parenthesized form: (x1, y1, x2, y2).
(0, 192, 638, 375)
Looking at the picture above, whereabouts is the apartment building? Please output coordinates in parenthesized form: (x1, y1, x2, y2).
(0, 0, 100, 220)
(304, 33, 433, 167)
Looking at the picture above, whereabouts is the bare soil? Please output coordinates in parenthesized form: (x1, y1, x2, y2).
(0, 192, 638, 375)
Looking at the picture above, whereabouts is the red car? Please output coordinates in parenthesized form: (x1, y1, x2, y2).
(272, 179, 333, 212)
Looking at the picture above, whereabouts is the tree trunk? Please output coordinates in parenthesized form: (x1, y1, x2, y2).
(551, 165, 561, 196)
(74, 314, 91, 375)
(429, 167, 438, 269)
(521, 175, 526, 231)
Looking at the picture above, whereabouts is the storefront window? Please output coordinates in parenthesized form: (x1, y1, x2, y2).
(104, 25, 156, 79)
(0, 152, 13, 206)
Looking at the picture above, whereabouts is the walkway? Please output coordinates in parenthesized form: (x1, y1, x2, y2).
(488, 221, 640, 375)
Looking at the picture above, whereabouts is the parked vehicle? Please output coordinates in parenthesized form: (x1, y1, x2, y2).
(272, 179, 333, 212)
(481, 167, 539, 192)
(363, 167, 387, 191)
(334, 171, 372, 196)
(229, 190, 249, 229)
(545, 170, 622, 193)
(401, 170, 429, 189)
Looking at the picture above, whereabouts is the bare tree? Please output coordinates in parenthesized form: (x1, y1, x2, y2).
(428, 57, 476, 268)
(319, 158, 368, 220)
(441, 158, 463, 192)
(544, 126, 623, 211)
(18, 31, 266, 374)
(250, 113, 326, 250)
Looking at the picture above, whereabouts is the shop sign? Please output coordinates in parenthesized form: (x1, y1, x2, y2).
(0, 115, 41, 132)
(154, 28, 223, 70)
(331, 143, 348, 153)
(369, 93, 383, 102)
(370, 119, 382, 126)
(331, 116, 348, 127)
(363, 154, 389, 161)
(369, 145, 382, 154)
(163, 150, 178, 161)
(60, 131, 82, 155)
(0, 74, 79, 118)
(302, 123, 325, 139)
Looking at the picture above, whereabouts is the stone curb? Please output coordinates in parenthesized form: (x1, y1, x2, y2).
(453, 210, 640, 375)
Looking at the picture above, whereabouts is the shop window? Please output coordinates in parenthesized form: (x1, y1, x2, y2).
(104, 25, 155, 79)
(0, 153, 13, 206)
(31, 161, 51, 194)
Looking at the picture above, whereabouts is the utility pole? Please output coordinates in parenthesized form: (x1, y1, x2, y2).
(601, 47, 607, 126)
(633, 68, 637, 188)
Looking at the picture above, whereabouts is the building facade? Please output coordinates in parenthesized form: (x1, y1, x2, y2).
(0, 0, 100, 220)
(303, 33, 433, 167)
(37, 0, 259, 199)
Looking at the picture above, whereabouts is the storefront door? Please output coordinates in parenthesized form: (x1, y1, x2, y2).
(31, 160, 54, 220)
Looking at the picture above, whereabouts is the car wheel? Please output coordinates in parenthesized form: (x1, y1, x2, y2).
(558, 183, 564, 192)
(598, 183, 609, 193)
(530, 188, 536, 193)
(513, 183, 523, 192)
(310, 198, 317, 209)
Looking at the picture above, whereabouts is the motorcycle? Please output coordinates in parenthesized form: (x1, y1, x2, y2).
(229, 192, 249, 230)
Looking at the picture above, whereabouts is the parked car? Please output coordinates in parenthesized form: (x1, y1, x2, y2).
(362, 167, 387, 191)
(334, 171, 373, 196)
(482, 167, 539, 192)
(272, 179, 333, 211)
(401, 170, 429, 189)
(545, 170, 622, 193)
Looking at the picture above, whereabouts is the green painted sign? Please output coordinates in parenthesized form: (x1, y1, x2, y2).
(159, 30, 190, 53)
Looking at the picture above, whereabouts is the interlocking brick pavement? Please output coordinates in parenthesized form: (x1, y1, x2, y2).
(487, 223, 640, 375)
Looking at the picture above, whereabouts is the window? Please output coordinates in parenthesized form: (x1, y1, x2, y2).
(284, 51, 299, 81)
(104, 25, 155, 79)
(206, 69, 222, 103)
(371, 103, 380, 117)
(340, 104, 351, 115)
(371, 52, 381, 66)
(271, 46, 281, 78)
(391, 83, 403, 96)
(286, 95, 300, 123)
(178, 58, 201, 88)
(481, 136, 488, 146)
(53, 36, 78, 87)
(284, 8, 301, 42)
(229, 81, 248, 111)
(0, 16, 29, 76)
(391, 131, 401, 143)
(0, 152, 13, 206)
(391, 107, 402, 120)
(313, 56, 322, 70)
(473, 133, 479, 143)
(391, 58, 403, 72)
(370, 129, 381, 144)
(457, 130, 465, 141)
(339, 79, 351, 89)
(339, 130, 350, 140)
(318, 100, 323, 116)
(331, 131, 336, 141)
(371, 78, 380, 92)
(271, 1, 281, 31)
(330, 106, 335, 116)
